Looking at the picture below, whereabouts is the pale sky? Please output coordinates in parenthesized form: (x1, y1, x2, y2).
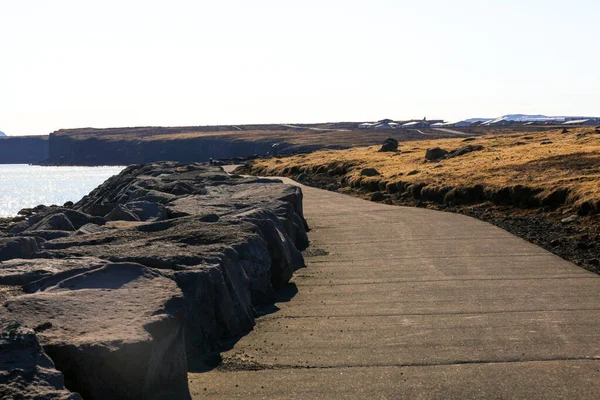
(1, 0, 599, 136)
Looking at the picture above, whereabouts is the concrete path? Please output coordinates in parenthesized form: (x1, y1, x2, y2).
(190, 180, 600, 399)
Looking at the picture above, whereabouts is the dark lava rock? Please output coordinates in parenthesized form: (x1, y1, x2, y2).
(0, 327, 82, 399)
(446, 145, 484, 159)
(360, 168, 380, 177)
(11, 208, 103, 235)
(0, 257, 109, 289)
(124, 201, 167, 222)
(425, 147, 448, 161)
(0, 237, 39, 261)
(378, 138, 399, 152)
(0, 162, 309, 399)
(1, 263, 189, 400)
(61, 210, 105, 230)
(370, 192, 386, 202)
(104, 204, 140, 221)
(26, 213, 75, 232)
(18, 230, 72, 241)
(71, 223, 108, 236)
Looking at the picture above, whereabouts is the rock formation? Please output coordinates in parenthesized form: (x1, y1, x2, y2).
(378, 137, 399, 152)
(0, 162, 309, 399)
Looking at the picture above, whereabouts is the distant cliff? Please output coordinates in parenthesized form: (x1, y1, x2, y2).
(47, 131, 277, 165)
(0, 135, 49, 164)
(33, 123, 478, 166)
(44, 126, 329, 165)
(0, 131, 6, 137)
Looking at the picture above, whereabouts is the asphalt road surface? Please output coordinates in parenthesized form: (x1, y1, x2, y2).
(190, 178, 600, 399)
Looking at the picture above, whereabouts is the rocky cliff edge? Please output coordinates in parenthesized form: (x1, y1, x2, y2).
(0, 162, 308, 399)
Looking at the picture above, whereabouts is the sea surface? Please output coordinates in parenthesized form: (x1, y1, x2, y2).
(0, 164, 125, 217)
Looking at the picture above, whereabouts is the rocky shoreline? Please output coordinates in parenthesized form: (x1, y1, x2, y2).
(239, 163, 599, 276)
(0, 162, 309, 399)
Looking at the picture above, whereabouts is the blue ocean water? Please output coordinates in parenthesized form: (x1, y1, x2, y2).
(0, 164, 125, 217)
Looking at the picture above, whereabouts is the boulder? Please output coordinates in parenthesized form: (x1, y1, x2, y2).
(0, 326, 81, 399)
(104, 204, 140, 222)
(125, 201, 168, 222)
(370, 192, 386, 202)
(360, 168, 380, 177)
(29, 213, 75, 232)
(0, 263, 190, 400)
(446, 145, 484, 159)
(13, 209, 102, 235)
(71, 223, 108, 236)
(425, 147, 448, 161)
(0, 237, 39, 261)
(135, 190, 178, 204)
(378, 138, 398, 152)
(61, 210, 105, 229)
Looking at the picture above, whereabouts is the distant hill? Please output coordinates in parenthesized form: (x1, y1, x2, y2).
(464, 118, 493, 123)
(0, 131, 6, 137)
(466, 114, 597, 123)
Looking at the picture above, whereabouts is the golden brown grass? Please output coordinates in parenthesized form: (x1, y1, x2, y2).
(250, 127, 600, 212)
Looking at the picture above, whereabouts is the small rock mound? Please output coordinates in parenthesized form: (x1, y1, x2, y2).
(360, 168, 380, 177)
(426, 145, 484, 161)
(378, 138, 399, 152)
(425, 147, 448, 161)
(370, 192, 386, 202)
(446, 145, 484, 159)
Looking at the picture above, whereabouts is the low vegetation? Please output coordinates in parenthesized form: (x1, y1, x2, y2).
(248, 127, 600, 214)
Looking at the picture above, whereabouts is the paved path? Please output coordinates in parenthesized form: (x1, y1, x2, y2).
(190, 180, 600, 399)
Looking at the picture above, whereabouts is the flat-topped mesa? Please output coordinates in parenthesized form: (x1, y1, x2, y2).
(0, 162, 309, 399)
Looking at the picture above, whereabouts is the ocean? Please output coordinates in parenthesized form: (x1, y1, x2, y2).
(0, 164, 125, 217)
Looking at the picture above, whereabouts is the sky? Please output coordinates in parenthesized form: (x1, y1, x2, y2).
(1, 0, 599, 136)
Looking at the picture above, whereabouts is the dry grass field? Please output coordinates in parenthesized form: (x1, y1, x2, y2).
(248, 127, 600, 214)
